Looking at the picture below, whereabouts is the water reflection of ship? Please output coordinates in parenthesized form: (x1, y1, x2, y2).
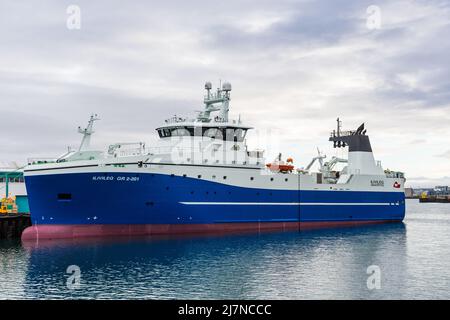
(21, 223, 407, 299)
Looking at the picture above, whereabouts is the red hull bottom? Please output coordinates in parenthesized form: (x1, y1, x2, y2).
(21, 220, 400, 241)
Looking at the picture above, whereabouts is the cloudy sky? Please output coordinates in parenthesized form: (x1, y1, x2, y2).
(1, 0, 449, 187)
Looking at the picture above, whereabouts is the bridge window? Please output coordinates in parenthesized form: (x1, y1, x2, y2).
(225, 128, 247, 142)
(234, 128, 247, 142)
(171, 128, 191, 137)
(204, 128, 223, 140)
(157, 129, 172, 138)
(157, 126, 249, 141)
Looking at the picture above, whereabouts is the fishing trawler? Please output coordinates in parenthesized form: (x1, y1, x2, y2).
(22, 82, 406, 240)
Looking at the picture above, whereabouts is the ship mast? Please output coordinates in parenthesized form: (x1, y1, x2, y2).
(78, 114, 100, 151)
(198, 81, 231, 122)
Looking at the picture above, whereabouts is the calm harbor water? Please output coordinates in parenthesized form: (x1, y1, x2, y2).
(0, 199, 449, 299)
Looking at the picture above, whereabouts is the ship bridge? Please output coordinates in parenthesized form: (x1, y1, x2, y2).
(155, 82, 253, 142)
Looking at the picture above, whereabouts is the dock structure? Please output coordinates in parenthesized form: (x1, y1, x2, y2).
(0, 164, 30, 238)
(419, 196, 450, 203)
(0, 214, 31, 239)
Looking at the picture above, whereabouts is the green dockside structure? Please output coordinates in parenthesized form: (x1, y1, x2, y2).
(0, 170, 29, 214)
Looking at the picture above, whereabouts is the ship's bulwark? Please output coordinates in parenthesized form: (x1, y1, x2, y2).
(22, 172, 405, 240)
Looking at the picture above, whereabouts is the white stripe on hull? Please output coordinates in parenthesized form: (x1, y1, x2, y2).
(179, 202, 396, 206)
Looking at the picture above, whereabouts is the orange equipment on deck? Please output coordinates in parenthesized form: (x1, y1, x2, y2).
(266, 154, 294, 173)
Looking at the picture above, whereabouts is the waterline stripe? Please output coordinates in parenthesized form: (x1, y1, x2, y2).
(179, 202, 394, 206)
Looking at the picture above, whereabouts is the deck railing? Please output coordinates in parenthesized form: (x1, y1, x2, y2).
(27, 158, 57, 165)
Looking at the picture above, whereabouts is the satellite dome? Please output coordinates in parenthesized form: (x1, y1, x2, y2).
(222, 82, 232, 91)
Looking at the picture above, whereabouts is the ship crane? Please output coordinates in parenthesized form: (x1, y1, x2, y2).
(302, 148, 348, 183)
(305, 148, 326, 172)
(323, 156, 348, 171)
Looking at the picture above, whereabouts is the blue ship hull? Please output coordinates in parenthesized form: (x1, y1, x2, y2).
(22, 171, 405, 240)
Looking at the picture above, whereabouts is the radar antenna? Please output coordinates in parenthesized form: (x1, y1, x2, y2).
(198, 81, 232, 122)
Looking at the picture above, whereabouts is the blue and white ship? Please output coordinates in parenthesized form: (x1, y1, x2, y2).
(22, 82, 405, 240)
